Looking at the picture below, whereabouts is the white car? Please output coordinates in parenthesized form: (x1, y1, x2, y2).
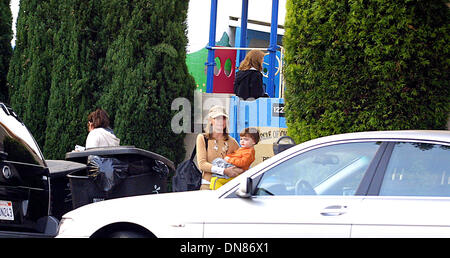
(57, 130, 450, 238)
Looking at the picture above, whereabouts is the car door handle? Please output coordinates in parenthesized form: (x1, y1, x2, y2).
(320, 205, 347, 216)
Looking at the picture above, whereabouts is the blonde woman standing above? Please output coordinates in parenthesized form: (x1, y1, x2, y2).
(196, 106, 243, 190)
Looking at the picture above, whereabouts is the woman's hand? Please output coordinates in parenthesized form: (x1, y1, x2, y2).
(224, 166, 244, 178)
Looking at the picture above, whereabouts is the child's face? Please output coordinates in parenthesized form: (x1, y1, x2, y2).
(240, 136, 256, 148)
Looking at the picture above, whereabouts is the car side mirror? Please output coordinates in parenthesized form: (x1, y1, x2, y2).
(236, 177, 253, 198)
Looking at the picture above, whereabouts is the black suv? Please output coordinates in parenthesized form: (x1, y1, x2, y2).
(0, 103, 67, 237)
(0, 103, 174, 237)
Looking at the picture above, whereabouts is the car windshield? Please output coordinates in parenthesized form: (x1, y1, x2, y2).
(256, 142, 381, 196)
(0, 104, 45, 166)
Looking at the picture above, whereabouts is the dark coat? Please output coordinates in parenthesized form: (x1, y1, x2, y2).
(233, 69, 265, 100)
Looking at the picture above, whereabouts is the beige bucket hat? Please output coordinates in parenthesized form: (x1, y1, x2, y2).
(208, 105, 229, 119)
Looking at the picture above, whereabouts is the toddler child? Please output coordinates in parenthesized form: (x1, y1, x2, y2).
(210, 127, 260, 190)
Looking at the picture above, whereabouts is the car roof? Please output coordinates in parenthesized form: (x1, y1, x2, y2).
(274, 130, 450, 161)
(219, 130, 450, 196)
(311, 130, 450, 143)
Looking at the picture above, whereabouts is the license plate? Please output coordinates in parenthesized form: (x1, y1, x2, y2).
(0, 201, 14, 221)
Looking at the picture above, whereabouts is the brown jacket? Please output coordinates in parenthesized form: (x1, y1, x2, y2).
(196, 133, 239, 183)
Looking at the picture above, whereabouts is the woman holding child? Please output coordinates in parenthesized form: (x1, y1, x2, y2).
(196, 106, 242, 190)
(197, 105, 260, 190)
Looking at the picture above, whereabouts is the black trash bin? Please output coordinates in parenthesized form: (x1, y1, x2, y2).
(65, 146, 175, 209)
(47, 160, 87, 218)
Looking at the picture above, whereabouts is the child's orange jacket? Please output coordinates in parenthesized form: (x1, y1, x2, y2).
(226, 147, 255, 171)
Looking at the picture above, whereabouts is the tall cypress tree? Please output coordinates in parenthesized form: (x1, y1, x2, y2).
(44, 0, 103, 159)
(7, 0, 29, 116)
(7, 0, 59, 148)
(8, 0, 195, 162)
(0, 0, 12, 103)
(99, 0, 195, 164)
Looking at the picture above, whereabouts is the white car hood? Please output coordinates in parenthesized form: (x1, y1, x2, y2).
(66, 190, 214, 218)
(60, 190, 220, 237)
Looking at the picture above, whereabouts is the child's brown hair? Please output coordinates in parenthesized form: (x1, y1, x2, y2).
(239, 127, 260, 144)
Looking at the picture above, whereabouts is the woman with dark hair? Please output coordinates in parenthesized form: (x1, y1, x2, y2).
(85, 108, 120, 149)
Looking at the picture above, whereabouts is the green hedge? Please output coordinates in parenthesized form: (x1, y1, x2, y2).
(284, 0, 450, 143)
